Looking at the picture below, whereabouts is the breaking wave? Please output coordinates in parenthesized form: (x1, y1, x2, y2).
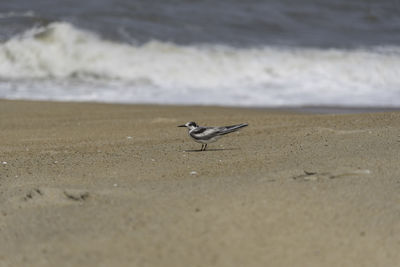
(1, 22, 399, 106)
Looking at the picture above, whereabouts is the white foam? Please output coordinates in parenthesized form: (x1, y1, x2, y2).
(0, 11, 35, 19)
(1, 22, 400, 106)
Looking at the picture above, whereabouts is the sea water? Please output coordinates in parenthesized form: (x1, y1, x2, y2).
(0, 0, 399, 107)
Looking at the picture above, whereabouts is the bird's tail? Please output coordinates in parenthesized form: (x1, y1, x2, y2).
(219, 123, 248, 135)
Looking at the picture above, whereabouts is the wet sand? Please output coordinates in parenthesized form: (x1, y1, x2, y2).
(1, 100, 400, 266)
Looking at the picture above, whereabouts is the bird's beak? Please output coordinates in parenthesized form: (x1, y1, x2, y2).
(178, 124, 186, 127)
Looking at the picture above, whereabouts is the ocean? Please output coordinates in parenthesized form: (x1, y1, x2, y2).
(1, 0, 400, 107)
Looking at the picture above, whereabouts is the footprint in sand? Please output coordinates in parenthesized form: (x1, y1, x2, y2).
(63, 189, 90, 201)
(23, 188, 44, 201)
(20, 187, 90, 205)
(292, 169, 371, 181)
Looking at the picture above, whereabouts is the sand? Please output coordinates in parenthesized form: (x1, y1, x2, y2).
(0, 100, 400, 267)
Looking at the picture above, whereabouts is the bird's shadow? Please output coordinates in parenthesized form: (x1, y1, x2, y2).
(183, 147, 241, 153)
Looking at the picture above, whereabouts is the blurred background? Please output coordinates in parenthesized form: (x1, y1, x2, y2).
(0, 0, 399, 107)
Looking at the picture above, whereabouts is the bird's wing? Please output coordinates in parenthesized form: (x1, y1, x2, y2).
(190, 124, 248, 139)
(190, 127, 221, 140)
(218, 123, 248, 135)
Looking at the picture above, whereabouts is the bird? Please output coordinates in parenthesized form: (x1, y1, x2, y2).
(178, 121, 248, 151)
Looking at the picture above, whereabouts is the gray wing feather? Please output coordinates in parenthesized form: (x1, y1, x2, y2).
(190, 127, 220, 140)
(190, 123, 248, 140)
(218, 123, 248, 135)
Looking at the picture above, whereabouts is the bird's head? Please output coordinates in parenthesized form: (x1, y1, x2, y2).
(178, 121, 198, 130)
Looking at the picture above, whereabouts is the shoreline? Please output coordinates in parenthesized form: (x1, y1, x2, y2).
(1, 99, 400, 267)
(2, 98, 400, 114)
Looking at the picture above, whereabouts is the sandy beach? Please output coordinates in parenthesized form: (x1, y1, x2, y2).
(1, 99, 400, 266)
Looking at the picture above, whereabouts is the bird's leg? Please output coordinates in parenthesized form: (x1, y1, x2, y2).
(200, 144, 204, 151)
(204, 144, 208, 151)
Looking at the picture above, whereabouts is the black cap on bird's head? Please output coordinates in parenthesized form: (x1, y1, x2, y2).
(178, 121, 198, 128)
